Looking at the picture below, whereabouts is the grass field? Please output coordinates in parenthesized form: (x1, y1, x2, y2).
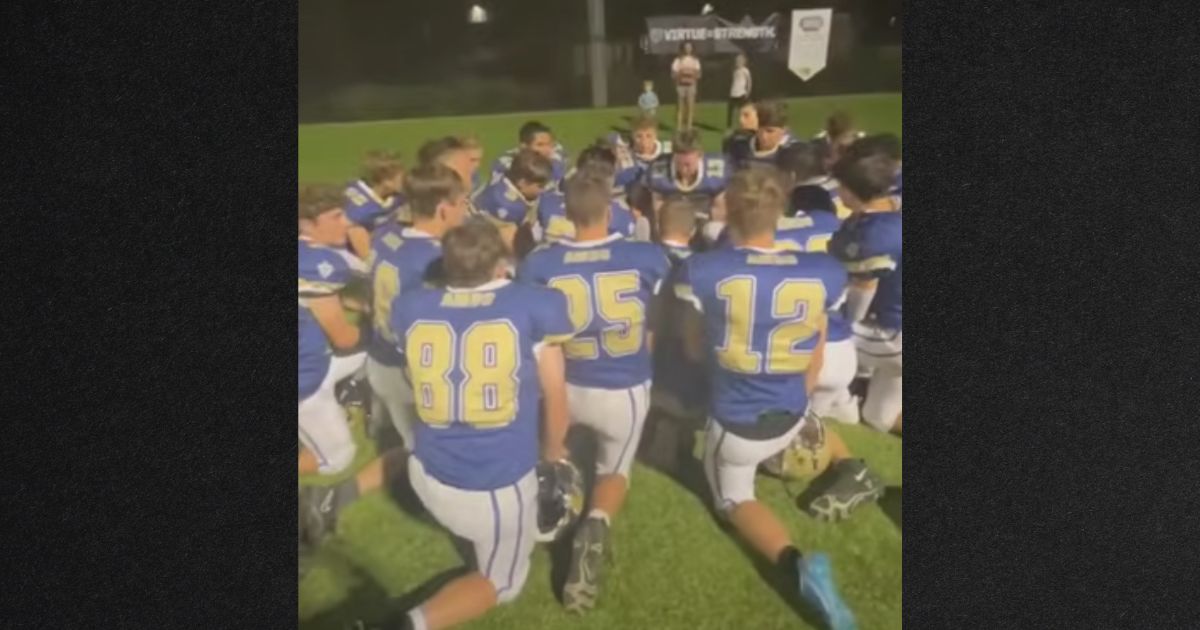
(299, 93, 902, 630)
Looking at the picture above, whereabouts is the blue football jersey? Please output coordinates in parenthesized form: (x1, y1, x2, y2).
(298, 238, 368, 401)
(727, 132, 800, 171)
(518, 234, 671, 389)
(829, 211, 902, 330)
(534, 192, 637, 244)
(343, 180, 403, 231)
(675, 247, 848, 424)
(367, 225, 443, 367)
(489, 149, 568, 192)
(392, 280, 575, 490)
(645, 153, 729, 220)
(473, 177, 539, 227)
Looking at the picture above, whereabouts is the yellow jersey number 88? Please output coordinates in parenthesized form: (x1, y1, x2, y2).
(405, 319, 520, 429)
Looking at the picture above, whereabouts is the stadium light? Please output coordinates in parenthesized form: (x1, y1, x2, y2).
(701, 3, 714, 15)
(468, 4, 489, 24)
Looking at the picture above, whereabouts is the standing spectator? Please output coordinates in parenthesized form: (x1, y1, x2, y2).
(638, 80, 660, 119)
(671, 41, 701, 131)
(727, 53, 752, 129)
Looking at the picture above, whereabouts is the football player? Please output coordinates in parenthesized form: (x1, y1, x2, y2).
(458, 134, 487, 196)
(645, 129, 729, 223)
(727, 100, 800, 172)
(674, 169, 857, 629)
(643, 198, 707, 471)
(629, 115, 672, 172)
(829, 144, 903, 436)
(375, 221, 575, 630)
(298, 184, 369, 478)
(365, 162, 471, 449)
(489, 121, 568, 191)
(475, 148, 553, 228)
(518, 175, 671, 613)
(721, 100, 758, 157)
(343, 150, 406, 260)
(845, 133, 902, 209)
(534, 144, 638, 244)
(814, 110, 867, 169)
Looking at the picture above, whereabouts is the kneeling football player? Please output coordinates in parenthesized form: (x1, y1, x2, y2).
(675, 169, 858, 630)
(518, 174, 671, 613)
(360, 221, 576, 630)
(297, 185, 409, 580)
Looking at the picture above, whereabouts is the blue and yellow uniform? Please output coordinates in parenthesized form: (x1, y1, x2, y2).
(674, 247, 847, 425)
(299, 238, 368, 400)
(534, 192, 637, 244)
(726, 132, 800, 171)
(830, 211, 902, 331)
(517, 234, 671, 389)
(474, 177, 540, 228)
(645, 153, 729, 220)
(391, 280, 574, 491)
(489, 149, 568, 193)
(343, 180, 404, 232)
(366, 225, 443, 368)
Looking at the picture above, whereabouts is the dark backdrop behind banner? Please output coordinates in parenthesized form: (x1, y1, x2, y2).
(299, 0, 901, 123)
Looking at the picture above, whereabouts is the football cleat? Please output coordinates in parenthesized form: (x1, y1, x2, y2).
(535, 459, 584, 543)
(802, 459, 885, 523)
(563, 516, 609, 613)
(797, 552, 858, 630)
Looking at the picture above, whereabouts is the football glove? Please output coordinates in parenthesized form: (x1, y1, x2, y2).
(535, 458, 584, 543)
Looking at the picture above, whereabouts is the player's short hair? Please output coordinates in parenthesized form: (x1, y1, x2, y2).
(564, 175, 612, 228)
(755, 100, 789, 129)
(441, 221, 509, 288)
(417, 136, 467, 166)
(518, 121, 553, 145)
(658, 198, 697, 237)
(632, 115, 658, 133)
(506, 149, 554, 186)
(825, 110, 856, 138)
(777, 142, 828, 183)
(832, 147, 897, 202)
(456, 134, 483, 150)
(847, 133, 901, 161)
(672, 129, 703, 154)
(298, 184, 344, 222)
(575, 143, 618, 180)
(404, 162, 466, 220)
(359, 150, 405, 185)
(726, 168, 788, 239)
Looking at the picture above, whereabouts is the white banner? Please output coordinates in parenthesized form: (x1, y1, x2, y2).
(788, 9, 833, 81)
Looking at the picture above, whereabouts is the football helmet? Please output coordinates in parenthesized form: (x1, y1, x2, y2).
(535, 459, 584, 542)
(762, 411, 833, 482)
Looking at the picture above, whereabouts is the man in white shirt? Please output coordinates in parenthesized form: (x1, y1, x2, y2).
(727, 53, 752, 129)
(671, 41, 701, 131)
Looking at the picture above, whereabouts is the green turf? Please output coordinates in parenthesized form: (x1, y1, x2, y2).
(299, 93, 901, 183)
(299, 93, 902, 630)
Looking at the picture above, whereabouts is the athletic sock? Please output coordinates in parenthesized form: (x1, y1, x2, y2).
(777, 545, 803, 579)
(588, 508, 611, 526)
